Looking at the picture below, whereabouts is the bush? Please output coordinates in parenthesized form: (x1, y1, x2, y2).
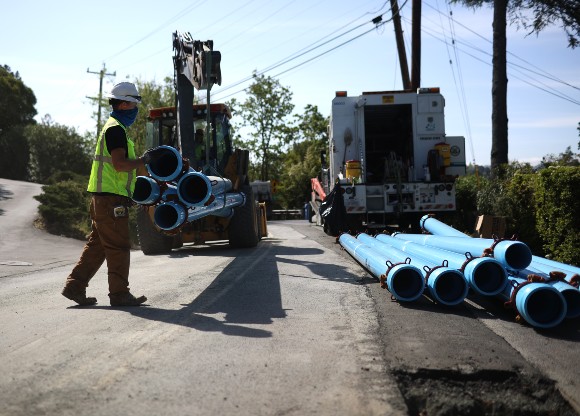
(448, 174, 483, 234)
(34, 179, 91, 240)
(535, 167, 580, 266)
(34, 171, 141, 247)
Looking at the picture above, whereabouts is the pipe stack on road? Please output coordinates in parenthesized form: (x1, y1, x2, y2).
(131, 146, 245, 231)
(338, 214, 579, 328)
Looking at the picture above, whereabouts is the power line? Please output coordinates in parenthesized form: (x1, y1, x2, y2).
(211, 20, 387, 102)
(86, 63, 116, 137)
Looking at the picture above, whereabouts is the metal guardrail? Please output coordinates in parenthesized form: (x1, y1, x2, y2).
(270, 209, 303, 220)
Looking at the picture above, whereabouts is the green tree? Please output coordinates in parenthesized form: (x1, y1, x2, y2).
(450, 0, 580, 175)
(278, 105, 329, 208)
(0, 65, 37, 180)
(234, 73, 295, 181)
(26, 115, 92, 183)
(0, 65, 37, 131)
(541, 145, 580, 167)
(131, 77, 174, 154)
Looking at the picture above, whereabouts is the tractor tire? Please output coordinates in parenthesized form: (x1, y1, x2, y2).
(228, 184, 259, 248)
(136, 205, 174, 255)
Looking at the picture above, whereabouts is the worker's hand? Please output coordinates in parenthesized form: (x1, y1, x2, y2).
(141, 147, 163, 165)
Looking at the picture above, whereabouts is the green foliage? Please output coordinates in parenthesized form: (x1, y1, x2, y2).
(453, 160, 579, 263)
(34, 177, 91, 240)
(541, 145, 580, 168)
(535, 167, 580, 266)
(0, 65, 36, 180)
(26, 116, 92, 183)
(0, 65, 37, 131)
(277, 105, 328, 209)
(0, 126, 30, 180)
(131, 77, 174, 154)
(33, 171, 140, 247)
(233, 73, 295, 181)
(450, 0, 580, 48)
(448, 174, 483, 233)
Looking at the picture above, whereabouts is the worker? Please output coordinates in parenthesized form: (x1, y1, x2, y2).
(62, 82, 157, 307)
(194, 128, 205, 167)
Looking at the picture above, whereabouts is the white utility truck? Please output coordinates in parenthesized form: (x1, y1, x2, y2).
(311, 88, 466, 233)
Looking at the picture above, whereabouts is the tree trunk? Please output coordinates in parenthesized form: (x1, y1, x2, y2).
(491, 0, 509, 175)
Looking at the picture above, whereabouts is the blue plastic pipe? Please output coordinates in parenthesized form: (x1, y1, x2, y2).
(530, 255, 580, 284)
(391, 233, 508, 296)
(177, 172, 233, 207)
(153, 192, 246, 231)
(393, 233, 531, 271)
(132, 176, 162, 205)
(419, 215, 532, 271)
(500, 276, 567, 328)
(420, 214, 467, 237)
(146, 145, 185, 182)
(511, 267, 580, 319)
(362, 234, 469, 306)
(339, 234, 424, 302)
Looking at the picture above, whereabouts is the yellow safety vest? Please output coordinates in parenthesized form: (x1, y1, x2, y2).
(87, 117, 136, 197)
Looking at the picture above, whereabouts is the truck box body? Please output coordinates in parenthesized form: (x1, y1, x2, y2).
(324, 89, 466, 227)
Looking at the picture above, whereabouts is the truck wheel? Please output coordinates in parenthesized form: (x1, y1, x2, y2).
(228, 184, 259, 248)
(136, 205, 174, 255)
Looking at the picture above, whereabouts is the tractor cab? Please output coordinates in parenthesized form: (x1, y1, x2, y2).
(145, 103, 233, 173)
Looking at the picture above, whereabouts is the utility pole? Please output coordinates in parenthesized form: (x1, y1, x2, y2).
(410, 0, 422, 91)
(389, 0, 411, 90)
(87, 63, 116, 137)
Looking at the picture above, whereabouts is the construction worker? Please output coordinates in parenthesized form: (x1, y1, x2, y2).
(62, 82, 156, 307)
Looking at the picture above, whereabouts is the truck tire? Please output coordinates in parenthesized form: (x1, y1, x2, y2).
(136, 205, 174, 255)
(228, 185, 259, 248)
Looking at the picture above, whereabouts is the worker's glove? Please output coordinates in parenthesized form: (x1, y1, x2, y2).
(141, 147, 163, 165)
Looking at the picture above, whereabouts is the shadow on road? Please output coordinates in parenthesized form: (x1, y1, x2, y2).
(77, 238, 364, 337)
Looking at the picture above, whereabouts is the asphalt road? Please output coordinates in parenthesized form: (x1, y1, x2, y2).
(0, 178, 579, 416)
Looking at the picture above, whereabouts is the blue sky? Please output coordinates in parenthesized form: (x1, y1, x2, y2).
(2, 0, 579, 166)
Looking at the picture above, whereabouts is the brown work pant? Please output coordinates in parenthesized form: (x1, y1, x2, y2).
(65, 195, 132, 296)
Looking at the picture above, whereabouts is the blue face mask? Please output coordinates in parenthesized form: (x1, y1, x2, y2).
(111, 107, 139, 127)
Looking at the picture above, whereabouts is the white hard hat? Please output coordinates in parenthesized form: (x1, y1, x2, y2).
(105, 82, 141, 103)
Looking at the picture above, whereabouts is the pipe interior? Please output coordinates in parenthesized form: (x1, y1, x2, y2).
(391, 268, 424, 299)
(154, 205, 179, 229)
(525, 290, 564, 325)
(504, 244, 532, 270)
(180, 175, 209, 204)
(132, 178, 152, 202)
(472, 261, 506, 294)
(434, 272, 467, 303)
(149, 150, 179, 178)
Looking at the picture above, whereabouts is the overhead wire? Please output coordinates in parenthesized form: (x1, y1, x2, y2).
(211, 11, 390, 100)
(413, 16, 580, 106)
(103, 0, 209, 64)
(422, 1, 580, 93)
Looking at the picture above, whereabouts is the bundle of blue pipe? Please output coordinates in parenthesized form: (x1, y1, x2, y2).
(131, 146, 246, 231)
(338, 215, 580, 329)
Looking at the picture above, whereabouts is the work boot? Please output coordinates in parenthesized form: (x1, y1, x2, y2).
(62, 286, 97, 306)
(109, 292, 147, 307)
